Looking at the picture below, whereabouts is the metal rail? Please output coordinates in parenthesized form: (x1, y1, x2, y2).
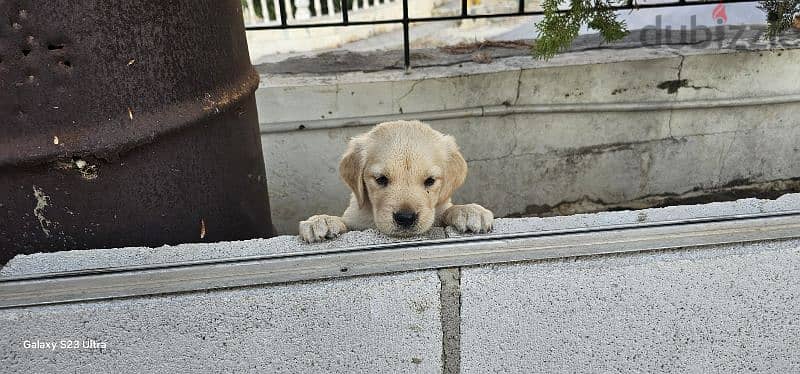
(245, 0, 760, 69)
(2, 210, 799, 309)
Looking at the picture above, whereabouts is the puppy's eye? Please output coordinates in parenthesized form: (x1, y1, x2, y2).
(424, 177, 436, 187)
(375, 175, 389, 186)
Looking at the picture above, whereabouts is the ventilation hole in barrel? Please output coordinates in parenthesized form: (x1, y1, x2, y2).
(21, 48, 31, 56)
(47, 43, 64, 50)
(60, 60, 72, 68)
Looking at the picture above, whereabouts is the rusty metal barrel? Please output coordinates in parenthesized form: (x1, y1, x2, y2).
(0, 0, 275, 264)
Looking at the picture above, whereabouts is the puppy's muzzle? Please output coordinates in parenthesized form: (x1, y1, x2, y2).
(393, 210, 418, 229)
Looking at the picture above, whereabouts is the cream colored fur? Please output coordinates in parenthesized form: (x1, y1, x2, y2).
(299, 120, 493, 242)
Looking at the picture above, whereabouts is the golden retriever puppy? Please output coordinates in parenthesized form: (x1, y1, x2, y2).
(299, 120, 493, 242)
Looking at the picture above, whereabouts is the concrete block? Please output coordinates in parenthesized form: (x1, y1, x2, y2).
(0, 271, 442, 373)
(460, 239, 800, 373)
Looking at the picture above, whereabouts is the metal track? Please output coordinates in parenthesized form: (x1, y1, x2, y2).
(1, 211, 799, 309)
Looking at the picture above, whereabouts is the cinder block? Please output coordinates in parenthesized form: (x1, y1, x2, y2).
(0, 271, 442, 374)
(460, 239, 800, 373)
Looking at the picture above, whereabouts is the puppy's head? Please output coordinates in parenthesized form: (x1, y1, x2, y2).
(340, 120, 467, 236)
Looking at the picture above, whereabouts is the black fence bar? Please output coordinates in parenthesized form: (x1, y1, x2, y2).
(248, 0, 757, 30)
(246, 0, 759, 69)
(279, 0, 288, 26)
(342, 0, 349, 24)
(402, 0, 410, 70)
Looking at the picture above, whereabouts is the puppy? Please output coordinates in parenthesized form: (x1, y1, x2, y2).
(299, 120, 493, 242)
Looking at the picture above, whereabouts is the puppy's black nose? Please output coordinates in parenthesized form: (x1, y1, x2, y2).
(393, 210, 418, 228)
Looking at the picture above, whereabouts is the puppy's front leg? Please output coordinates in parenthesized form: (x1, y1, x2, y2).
(299, 215, 348, 243)
(442, 204, 494, 234)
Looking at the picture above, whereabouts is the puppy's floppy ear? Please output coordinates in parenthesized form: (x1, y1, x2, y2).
(339, 134, 369, 208)
(438, 135, 468, 206)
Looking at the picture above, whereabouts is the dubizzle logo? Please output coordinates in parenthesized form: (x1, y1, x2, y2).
(712, 2, 727, 25)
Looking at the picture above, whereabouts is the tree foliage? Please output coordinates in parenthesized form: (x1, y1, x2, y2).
(534, 0, 628, 59)
(534, 0, 800, 59)
(758, 0, 800, 37)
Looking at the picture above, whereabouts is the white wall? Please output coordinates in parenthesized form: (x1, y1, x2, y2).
(257, 42, 800, 233)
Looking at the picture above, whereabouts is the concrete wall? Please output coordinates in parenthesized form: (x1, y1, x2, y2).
(3, 195, 800, 373)
(255, 30, 800, 234)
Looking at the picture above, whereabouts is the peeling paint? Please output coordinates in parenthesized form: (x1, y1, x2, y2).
(32, 185, 52, 237)
(55, 158, 99, 180)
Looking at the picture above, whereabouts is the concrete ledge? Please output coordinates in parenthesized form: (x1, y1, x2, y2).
(2, 194, 799, 373)
(4, 193, 800, 278)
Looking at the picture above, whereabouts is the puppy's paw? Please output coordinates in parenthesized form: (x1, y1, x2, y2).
(443, 204, 494, 234)
(299, 215, 348, 243)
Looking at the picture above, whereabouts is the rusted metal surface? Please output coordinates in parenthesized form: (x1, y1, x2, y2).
(0, 0, 274, 263)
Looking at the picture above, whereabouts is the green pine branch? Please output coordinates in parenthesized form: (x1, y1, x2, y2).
(533, 0, 629, 59)
(758, 0, 800, 37)
(534, 0, 800, 59)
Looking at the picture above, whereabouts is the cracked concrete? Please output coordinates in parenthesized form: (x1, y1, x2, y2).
(512, 68, 523, 106)
(395, 79, 426, 111)
(716, 124, 739, 186)
(257, 27, 800, 233)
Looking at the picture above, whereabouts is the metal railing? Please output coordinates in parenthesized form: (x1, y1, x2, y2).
(242, 0, 397, 26)
(245, 0, 759, 70)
